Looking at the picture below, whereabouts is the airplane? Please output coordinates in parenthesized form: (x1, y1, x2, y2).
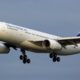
(0, 22, 80, 64)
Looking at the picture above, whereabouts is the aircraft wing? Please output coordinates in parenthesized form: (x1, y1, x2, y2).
(30, 37, 80, 47)
(57, 37, 80, 46)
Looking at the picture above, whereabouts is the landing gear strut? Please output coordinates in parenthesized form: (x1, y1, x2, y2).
(49, 53, 60, 62)
(19, 49, 31, 64)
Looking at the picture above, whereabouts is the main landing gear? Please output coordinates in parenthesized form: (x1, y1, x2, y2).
(49, 53, 60, 62)
(19, 49, 60, 64)
(19, 49, 31, 64)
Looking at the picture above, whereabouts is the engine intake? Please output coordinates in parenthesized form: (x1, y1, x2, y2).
(43, 40, 62, 50)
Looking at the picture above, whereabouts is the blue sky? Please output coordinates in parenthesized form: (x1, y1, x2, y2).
(0, 0, 80, 80)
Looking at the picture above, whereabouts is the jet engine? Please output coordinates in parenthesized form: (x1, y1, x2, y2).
(0, 43, 10, 54)
(42, 39, 62, 50)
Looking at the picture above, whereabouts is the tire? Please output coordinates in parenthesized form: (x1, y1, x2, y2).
(56, 57, 60, 62)
(20, 55, 23, 60)
(53, 57, 56, 62)
(27, 59, 31, 64)
(23, 59, 27, 64)
(49, 54, 53, 58)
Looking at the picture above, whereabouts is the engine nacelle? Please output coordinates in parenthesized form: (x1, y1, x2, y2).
(0, 43, 10, 54)
(42, 40, 62, 50)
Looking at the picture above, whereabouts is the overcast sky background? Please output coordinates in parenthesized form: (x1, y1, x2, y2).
(0, 0, 80, 80)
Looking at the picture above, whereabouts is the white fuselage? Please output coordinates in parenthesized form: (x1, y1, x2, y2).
(0, 22, 80, 56)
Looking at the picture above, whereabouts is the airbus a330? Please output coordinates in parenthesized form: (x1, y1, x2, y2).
(0, 22, 80, 64)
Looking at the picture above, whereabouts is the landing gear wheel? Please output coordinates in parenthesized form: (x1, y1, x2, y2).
(23, 59, 27, 64)
(53, 57, 56, 62)
(20, 55, 23, 60)
(56, 57, 60, 62)
(23, 57, 27, 64)
(49, 54, 53, 58)
(27, 59, 31, 64)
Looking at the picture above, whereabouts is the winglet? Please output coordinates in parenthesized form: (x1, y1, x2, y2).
(77, 33, 80, 36)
